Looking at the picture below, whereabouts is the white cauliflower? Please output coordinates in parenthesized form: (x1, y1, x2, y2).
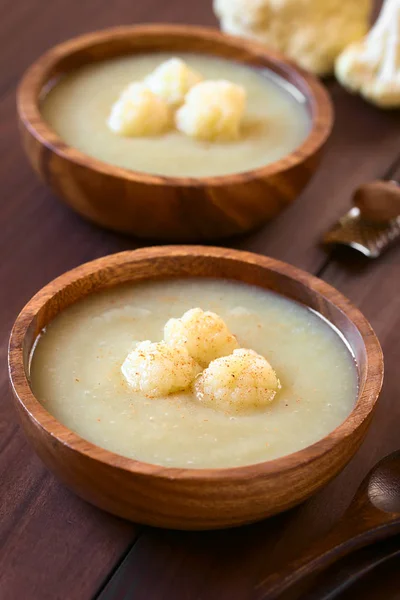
(335, 0, 400, 108)
(195, 348, 281, 414)
(107, 82, 171, 136)
(121, 340, 200, 397)
(164, 308, 239, 367)
(214, 0, 372, 76)
(144, 57, 203, 106)
(175, 80, 246, 142)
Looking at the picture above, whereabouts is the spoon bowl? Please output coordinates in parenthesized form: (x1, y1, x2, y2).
(367, 451, 400, 514)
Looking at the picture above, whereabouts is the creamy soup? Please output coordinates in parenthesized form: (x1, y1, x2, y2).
(29, 279, 358, 469)
(40, 53, 310, 177)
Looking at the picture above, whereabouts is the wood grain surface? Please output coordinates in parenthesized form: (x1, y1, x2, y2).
(1, 1, 400, 599)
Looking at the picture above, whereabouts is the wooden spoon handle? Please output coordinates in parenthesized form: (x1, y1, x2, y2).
(255, 519, 400, 599)
(353, 180, 400, 223)
(306, 536, 400, 600)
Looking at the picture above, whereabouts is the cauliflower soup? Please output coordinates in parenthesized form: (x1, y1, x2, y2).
(40, 52, 310, 177)
(29, 278, 358, 469)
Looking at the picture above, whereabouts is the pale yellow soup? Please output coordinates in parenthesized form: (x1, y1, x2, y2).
(40, 53, 310, 177)
(30, 279, 358, 469)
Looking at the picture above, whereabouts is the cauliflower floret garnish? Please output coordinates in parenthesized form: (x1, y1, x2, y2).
(175, 80, 247, 142)
(164, 308, 239, 367)
(195, 348, 281, 414)
(121, 340, 200, 397)
(335, 0, 400, 108)
(107, 82, 171, 136)
(214, 0, 372, 77)
(144, 57, 203, 106)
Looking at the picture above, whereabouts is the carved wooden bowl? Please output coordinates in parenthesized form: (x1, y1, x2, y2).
(17, 25, 333, 241)
(8, 247, 383, 530)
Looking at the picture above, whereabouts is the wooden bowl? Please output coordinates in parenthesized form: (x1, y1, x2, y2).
(17, 24, 333, 242)
(8, 246, 383, 530)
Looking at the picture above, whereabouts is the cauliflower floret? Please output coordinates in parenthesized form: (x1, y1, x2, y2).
(107, 82, 171, 136)
(214, 0, 372, 76)
(195, 348, 281, 414)
(335, 0, 400, 108)
(175, 80, 246, 142)
(121, 340, 200, 397)
(144, 58, 203, 106)
(164, 308, 239, 367)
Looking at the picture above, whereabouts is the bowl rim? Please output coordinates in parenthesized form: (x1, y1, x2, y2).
(17, 23, 333, 188)
(8, 246, 383, 481)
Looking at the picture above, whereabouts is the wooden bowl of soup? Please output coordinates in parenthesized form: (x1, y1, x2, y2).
(17, 25, 333, 241)
(9, 247, 382, 530)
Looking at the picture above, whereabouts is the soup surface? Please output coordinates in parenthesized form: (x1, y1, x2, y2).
(41, 53, 310, 177)
(30, 279, 358, 469)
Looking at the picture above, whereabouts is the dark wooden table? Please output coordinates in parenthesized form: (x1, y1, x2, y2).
(1, 1, 400, 599)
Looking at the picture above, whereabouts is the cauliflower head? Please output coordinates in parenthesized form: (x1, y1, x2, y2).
(121, 340, 200, 397)
(214, 0, 372, 76)
(335, 0, 400, 108)
(175, 80, 246, 142)
(108, 82, 171, 136)
(195, 348, 281, 414)
(164, 308, 239, 367)
(144, 57, 203, 106)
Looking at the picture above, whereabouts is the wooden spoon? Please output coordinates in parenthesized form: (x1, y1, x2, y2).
(323, 180, 400, 257)
(255, 451, 400, 599)
(353, 180, 400, 223)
